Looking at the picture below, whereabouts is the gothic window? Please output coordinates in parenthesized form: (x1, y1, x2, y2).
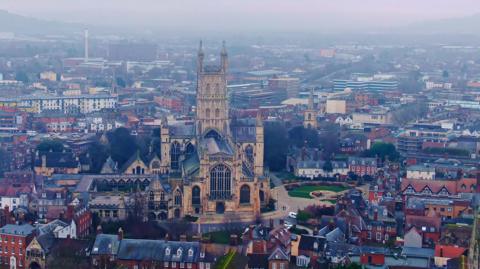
(308, 113, 312, 120)
(175, 190, 182, 205)
(149, 191, 154, 201)
(192, 186, 201, 205)
(206, 83, 211, 93)
(210, 164, 232, 200)
(185, 143, 195, 158)
(259, 190, 265, 202)
(245, 145, 254, 164)
(215, 83, 220, 94)
(205, 108, 210, 118)
(240, 185, 250, 204)
(215, 108, 220, 118)
(170, 142, 181, 170)
(160, 191, 165, 201)
(205, 129, 221, 140)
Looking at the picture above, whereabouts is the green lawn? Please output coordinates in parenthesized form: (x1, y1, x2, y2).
(288, 185, 348, 199)
(215, 251, 236, 269)
(204, 230, 242, 245)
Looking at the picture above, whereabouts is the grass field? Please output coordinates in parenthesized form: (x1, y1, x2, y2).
(215, 251, 236, 269)
(288, 185, 348, 199)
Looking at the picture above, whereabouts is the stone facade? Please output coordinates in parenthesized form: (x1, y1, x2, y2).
(157, 42, 270, 220)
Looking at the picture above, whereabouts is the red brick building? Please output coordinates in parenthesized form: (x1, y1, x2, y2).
(0, 224, 35, 268)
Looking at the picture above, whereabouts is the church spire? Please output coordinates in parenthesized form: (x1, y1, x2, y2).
(197, 40, 204, 72)
(221, 40, 228, 72)
(308, 89, 314, 110)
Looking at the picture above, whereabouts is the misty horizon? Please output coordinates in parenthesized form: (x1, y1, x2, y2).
(1, 0, 480, 33)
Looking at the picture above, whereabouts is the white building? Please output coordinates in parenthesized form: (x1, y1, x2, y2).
(19, 94, 117, 114)
(296, 160, 348, 179)
(406, 165, 435, 180)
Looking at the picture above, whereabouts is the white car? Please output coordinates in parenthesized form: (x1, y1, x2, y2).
(288, 212, 297, 219)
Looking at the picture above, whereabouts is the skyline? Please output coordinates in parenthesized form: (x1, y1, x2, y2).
(1, 0, 480, 33)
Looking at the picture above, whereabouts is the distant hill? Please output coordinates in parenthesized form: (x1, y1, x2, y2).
(0, 10, 85, 36)
(402, 14, 480, 35)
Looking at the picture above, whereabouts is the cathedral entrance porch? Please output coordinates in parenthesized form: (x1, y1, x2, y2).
(215, 202, 225, 214)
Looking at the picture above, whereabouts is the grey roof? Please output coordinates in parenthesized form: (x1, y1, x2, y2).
(91, 234, 120, 256)
(183, 153, 200, 177)
(117, 239, 201, 263)
(38, 219, 69, 236)
(401, 247, 435, 258)
(268, 246, 289, 261)
(201, 137, 234, 156)
(170, 123, 195, 138)
(298, 235, 326, 252)
(0, 224, 35, 236)
(34, 152, 79, 168)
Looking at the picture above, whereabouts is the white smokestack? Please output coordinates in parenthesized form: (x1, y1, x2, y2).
(84, 29, 89, 62)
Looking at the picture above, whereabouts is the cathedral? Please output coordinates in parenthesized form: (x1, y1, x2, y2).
(145, 42, 270, 220)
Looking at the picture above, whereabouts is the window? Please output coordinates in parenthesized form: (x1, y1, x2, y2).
(160, 192, 165, 201)
(209, 164, 232, 200)
(164, 262, 169, 267)
(180, 262, 185, 268)
(165, 247, 171, 256)
(280, 264, 285, 269)
(172, 262, 176, 267)
(177, 248, 183, 257)
(240, 185, 250, 204)
(192, 186, 201, 205)
(245, 145, 254, 164)
(170, 142, 181, 170)
(175, 190, 182, 206)
(272, 263, 277, 269)
(376, 232, 381, 241)
(206, 108, 211, 118)
(215, 108, 220, 118)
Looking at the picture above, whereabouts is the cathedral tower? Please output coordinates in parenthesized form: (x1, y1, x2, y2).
(303, 89, 318, 129)
(195, 41, 230, 137)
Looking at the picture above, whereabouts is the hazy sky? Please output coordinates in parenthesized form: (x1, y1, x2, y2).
(1, 0, 480, 32)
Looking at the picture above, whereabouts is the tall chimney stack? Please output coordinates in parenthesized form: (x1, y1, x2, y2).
(84, 29, 89, 62)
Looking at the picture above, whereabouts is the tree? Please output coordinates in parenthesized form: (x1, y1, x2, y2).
(319, 123, 340, 158)
(264, 123, 289, 171)
(15, 71, 28, 83)
(107, 127, 138, 167)
(362, 142, 400, 162)
(116, 77, 126, 88)
(87, 141, 109, 173)
(36, 139, 65, 152)
(442, 70, 449, 78)
(288, 126, 320, 148)
(323, 159, 333, 173)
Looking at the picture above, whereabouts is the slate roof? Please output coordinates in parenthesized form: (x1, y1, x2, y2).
(91, 234, 120, 255)
(201, 137, 234, 156)
(117, 239, 201, 263)
(268, 246, 289, 261)
(298, 235, 326, 252)
(120, 150, 147, 172)
(0, 224, 35, 236)
(183, 153, 200, 177)
(34, 152, 79, 168)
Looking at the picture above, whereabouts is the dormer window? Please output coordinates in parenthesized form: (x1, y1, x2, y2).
(188, 248, 194, 257)
(42, 193, 46, 198)
(56, 193, 61, 199)
(177, 248, 183, 257)
(165, 247, 171, 256)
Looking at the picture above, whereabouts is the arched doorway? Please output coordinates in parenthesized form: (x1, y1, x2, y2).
(240, 185, 250, 204)
(216, 202, 225, 214)
(192, 186, 201, 205)
(174, 209, 181, 218)
(148, 212, 156, 221)
(159, 211, 167, 220)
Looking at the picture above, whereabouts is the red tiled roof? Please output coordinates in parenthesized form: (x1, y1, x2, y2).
(405, 214, 441, 231)
(401, 178, 477, 195)
(434, 244, 466, 258)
